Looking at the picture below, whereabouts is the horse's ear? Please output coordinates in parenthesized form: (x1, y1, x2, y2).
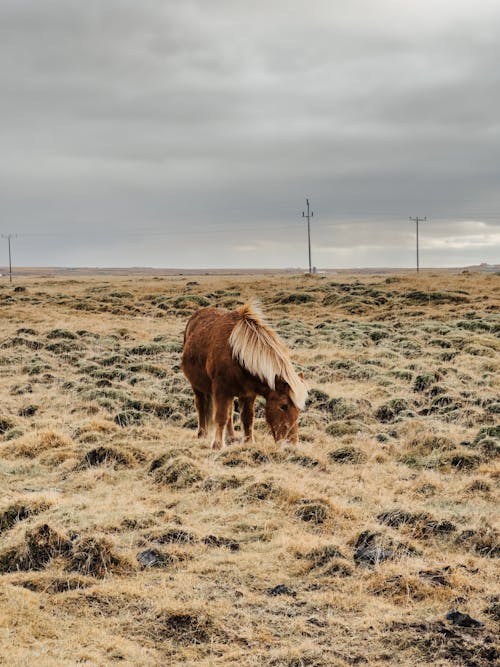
(275, 376, 289, 393)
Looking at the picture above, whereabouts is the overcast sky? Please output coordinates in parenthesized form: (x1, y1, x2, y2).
(1, 0, 499, 269)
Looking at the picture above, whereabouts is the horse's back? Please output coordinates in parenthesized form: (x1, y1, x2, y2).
(182, 307, 237, 392)
(184, 307, 234, 346)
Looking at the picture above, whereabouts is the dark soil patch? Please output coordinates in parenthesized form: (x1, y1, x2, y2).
(386, 620, 498, 667)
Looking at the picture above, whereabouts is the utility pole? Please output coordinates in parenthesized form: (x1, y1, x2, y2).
(1, 234, 17, 283)
(409, 216, 427, 272)
(302, 198, 313, 274)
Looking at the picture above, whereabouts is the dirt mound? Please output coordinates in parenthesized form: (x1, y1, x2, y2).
(151, 610, 215, 644)
(386, 620, 498, 667)
(328, 446, 366, 464)
(146, 528, 197, 544)
(217, 446, 285, 467)
(152, 457, 203, 488)
(0, 523, 72, 572)
(202, 535, 240, 551)
(76, 446, 135, 469)
(295, 499, 330, 524)
(377, 509, 456, 538)
(11, 574, 93, 593)
(455, 525, 499, 558)
(0, 499, 51, 534)
(353, 530, 419, 565)
(69, 536, 130, 578)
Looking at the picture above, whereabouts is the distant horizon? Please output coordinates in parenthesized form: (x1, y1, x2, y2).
(1, 262, 498, 278)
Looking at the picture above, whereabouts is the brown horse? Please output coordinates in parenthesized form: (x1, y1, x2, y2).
(182, 303, 307, 449)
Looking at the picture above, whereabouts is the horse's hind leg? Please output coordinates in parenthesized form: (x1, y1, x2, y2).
(211, 390, 233, 450)
(240, 396, 256, 444)
(194, 391, 211, 439)
(225, 401, 237, 444)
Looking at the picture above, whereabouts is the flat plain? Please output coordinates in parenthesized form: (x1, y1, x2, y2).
(0, 271, 498, 666)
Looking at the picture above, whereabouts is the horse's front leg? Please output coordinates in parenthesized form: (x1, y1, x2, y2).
(211, 389, 233, 450)
(240, 396, 256, 444)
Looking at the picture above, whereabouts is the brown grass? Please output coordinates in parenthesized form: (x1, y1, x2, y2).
(0, 271, 498, 665)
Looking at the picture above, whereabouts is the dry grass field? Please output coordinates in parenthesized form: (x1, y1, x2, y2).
(0, 271, 498, 666)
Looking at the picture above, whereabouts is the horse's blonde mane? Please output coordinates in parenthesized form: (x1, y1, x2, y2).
(229, 303, 308, 409)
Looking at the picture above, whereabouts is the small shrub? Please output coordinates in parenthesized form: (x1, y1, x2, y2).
(353, 530, 419, 566)
(202, 535, 240, 551)
(114, 410, 143, 427)
(0, 416, 15, 435)
(76, 446, 134, 469)
(153, 458, 202, 488)
(46, 329, 77, 340)
(241, 480, 281, 501)
(375, 399, 409, 423)
(278, 293, 315, 305)
(295, 499, 329, 524)
(151, 609, 215, 644)
(328, 446, 366, 464)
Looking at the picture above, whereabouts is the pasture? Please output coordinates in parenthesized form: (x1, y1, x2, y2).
(0, 272, 498, 666)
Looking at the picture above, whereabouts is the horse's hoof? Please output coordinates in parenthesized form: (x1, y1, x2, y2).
(211, 440, 222, 450)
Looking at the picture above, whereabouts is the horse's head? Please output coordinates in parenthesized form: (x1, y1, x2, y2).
(265, 377, 304, 445)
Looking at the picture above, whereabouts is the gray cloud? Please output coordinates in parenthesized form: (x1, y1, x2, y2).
(1, 0, 499, 268)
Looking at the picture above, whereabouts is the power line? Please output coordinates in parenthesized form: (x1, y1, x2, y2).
(409, 216, 427, 272)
